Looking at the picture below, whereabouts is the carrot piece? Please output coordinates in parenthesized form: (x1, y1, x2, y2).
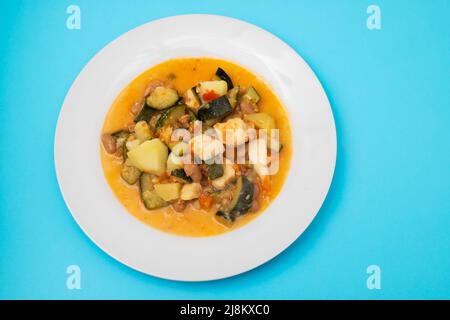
(261, 176, 271, 193)
(199, 194, 214, 209)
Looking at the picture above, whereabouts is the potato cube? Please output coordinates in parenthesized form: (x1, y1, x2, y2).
(127, 139, 168, 175)
(154, 183, 181, 201)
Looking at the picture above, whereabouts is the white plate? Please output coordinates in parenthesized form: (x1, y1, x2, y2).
(55, 14, 336, 281)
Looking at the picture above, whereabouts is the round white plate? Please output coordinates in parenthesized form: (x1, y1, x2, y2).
(55, 14, 336, 281)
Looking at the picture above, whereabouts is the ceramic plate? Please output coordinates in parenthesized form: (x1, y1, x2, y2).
(54, 14, 336, 281)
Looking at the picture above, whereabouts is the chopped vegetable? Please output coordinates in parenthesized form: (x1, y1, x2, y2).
(215, 67, 234, 89)
(127, 139, 168, 175)
(216, 176, 254, 222)
(166, 152, 184, 173)
(121, 164, 141, 185)
(134, 121, 152, 142)
(183, 87, 201, 110)
(244, 113, 276, 130)
(146, 86, 179, 110)
(197, 95, 233, 121)
(197, 80, 228, 102)
(156, 105, 186, 129)
(211, 164, 235, 189)
(154, 183, 181, 201)
(140, 173, 167, 209)
(170, 168, 193, 183)
(199, 194, 214, 209)
(242, 86, 260, 104)
(227, 86, 240, 108)
(134, 103, 156, 122)
(180, 183, 202, 200)
(207, 163, 224, 180)
(125, 139, 141, 152)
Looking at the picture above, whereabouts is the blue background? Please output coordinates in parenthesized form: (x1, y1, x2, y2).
(0, 0, 449, 299)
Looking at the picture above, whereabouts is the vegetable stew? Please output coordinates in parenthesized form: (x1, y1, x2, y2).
(100, 58, 292, 237)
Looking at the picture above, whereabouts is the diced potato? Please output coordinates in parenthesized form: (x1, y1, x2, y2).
(125, 139, 141, 152)
(197, 80, 228, 99)
(244, 113, 276, 130)
(212, 164, 235, 189)
(146, 86, 179, 110)
(166, 142, 188, 173)
(180, 183, 202, 200)
(127, 139, 168, 175)
(134, 121, 152, 142)
(154, 183, 181, 201)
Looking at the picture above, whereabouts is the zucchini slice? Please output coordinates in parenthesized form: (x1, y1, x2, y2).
(134, 102, 156, 122)
(197, 96, 233, 121)
(183, 87, 201, 111)
(215, 67, 234, 89)
(121, 164, 141, 185)
(242, 86, 261, 104)
(188, 109, 197, 122)
(170, 168, 193, 183)
(215, 176, 254, 222)
(227, 86, 240, 108)
(139, 173, 167, 209)
(207, 163, 224, 180)
(156, 105, 186, 129)
(146, 86, 179, 110)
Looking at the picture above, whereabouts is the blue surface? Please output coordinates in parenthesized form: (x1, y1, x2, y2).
(0, 0, 449, 299)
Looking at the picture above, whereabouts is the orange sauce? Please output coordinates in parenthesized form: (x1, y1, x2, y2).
(100, 58, 292, 237)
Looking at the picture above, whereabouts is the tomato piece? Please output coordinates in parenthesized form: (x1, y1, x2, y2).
(202, 90, 219, 102)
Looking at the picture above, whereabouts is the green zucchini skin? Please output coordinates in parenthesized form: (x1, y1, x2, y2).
(170, 168, 193, 183)
(139, 173, 167, 209)
(216, 210, 234, 225)
(215, 67, 234, 89)
(207, 163, 224, 180)
(156, 105, 186, 129)
(242, 86, 261, 104)
(188, 109, 197, 121)
(227, 86, 240, 108)
(134, 103, 156, 123)
(215, 176, 254, 223)
(121, 164, 141, 185)
(229, 176, 254, 217)
(197, 96, 233, 121)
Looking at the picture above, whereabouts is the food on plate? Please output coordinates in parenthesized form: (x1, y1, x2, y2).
(100, 58, 292, 237)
